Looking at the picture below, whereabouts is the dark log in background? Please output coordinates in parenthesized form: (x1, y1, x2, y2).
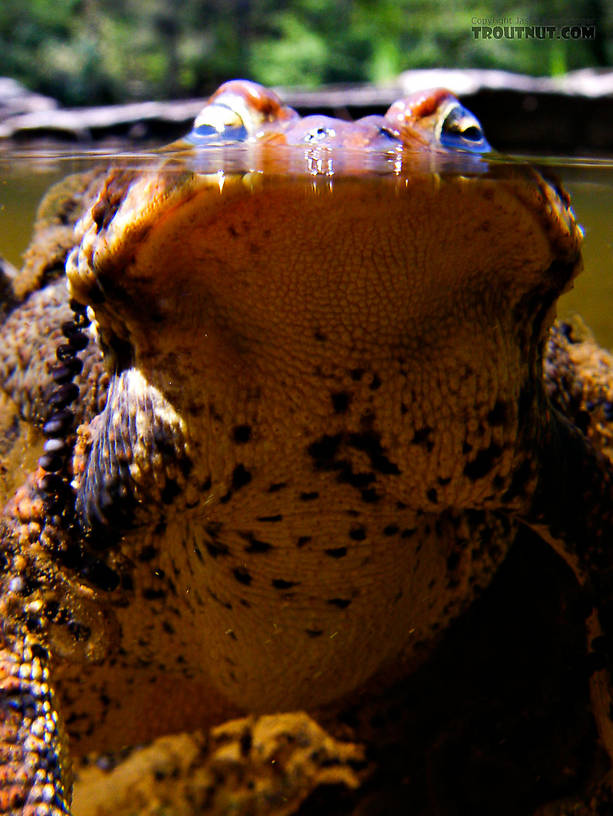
(1, 68, 613, 155)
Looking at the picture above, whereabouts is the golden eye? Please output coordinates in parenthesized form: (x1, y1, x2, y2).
(438, 103, 491, 154)
(188, 103, 248, 143)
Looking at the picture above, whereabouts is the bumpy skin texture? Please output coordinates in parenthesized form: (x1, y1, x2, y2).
(0, 80, 612, 815)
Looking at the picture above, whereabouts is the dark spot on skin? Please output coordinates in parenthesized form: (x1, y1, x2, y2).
(487, 400, 511, 426)
(205, 522, 224, 538)
(348, 431, 401, 475)
(462, 441, 473, 454)
(268, 482, 287, 493)
(325, 547, 347, 558)
(308, 434, 342, 470)
(300, 491, 319, 501)
(350, 369, 364, 381)
(208, 587, 232, 610)
(138, 546, 157, 562)
(383, 524, 399, 536)
(161, 479, 181, 504)
(463, 444, 503, 481)
(306, 629, 324, 638)
(400, 403, 408, 415)
(314, 330, 327, 342)
(349, 526, 366, 541)
(241, 533, 273, 554)
(233, 567, 252, 586)
(308, 432, 390, 498)
(142, 588, 166, 601)
(205, 540, 230, 558)
(327, 598, 352, 609)
(232, 465, 252, 491)
(331, 391, 351, 414)
(369, 374, 382, 390)
(272, 578, 300, 590)
(219, 490, 232, 504)
(297, 536, 312, 547)
(201, 476, 212, 491)
(412, 426, 433, 451)
(361, 488, 381, 503)
(162, 621, 175, 635)
(401, 528, 417, 538)
(256, 514, 283, 522)
(337, 464, 375, 489)
(80, 559, 120, 592)
(437, 476, 451, 486)
(233, 424, 252, 443)
(427, 488, 438, 503)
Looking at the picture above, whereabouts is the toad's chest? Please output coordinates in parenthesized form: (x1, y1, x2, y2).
(109, 467, 516, 714)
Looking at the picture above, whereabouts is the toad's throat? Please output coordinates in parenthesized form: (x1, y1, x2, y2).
(68, 171, 580, 379)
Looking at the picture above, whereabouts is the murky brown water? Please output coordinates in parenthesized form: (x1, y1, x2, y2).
(0, 148, 611, 348)
(558, 172, 613, 349)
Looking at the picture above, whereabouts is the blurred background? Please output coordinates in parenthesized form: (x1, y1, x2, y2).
(0, 0, 610, 106)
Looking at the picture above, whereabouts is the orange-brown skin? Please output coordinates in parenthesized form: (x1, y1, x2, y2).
(0, 80, 611, 815)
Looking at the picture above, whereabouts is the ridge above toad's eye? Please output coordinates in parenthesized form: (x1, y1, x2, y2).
(187, 103, 249, 144)
(437, 102, 491, 154)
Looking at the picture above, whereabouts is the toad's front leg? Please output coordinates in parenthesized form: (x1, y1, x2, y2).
(0, 468, 120, 816)
(0, 623, 71, 815)
(0, 487, 74, 816)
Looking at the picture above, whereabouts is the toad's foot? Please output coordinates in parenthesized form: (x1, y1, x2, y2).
(0, 626, 71, 816)
(72, 713, 367, 816)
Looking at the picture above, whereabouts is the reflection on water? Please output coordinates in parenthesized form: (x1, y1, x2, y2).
(0, 146, 611, 348)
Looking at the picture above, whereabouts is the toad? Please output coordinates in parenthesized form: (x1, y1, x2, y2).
(0, 80, 611, 815)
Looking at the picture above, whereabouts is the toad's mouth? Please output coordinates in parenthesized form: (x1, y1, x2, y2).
(67, 163, 582, 388)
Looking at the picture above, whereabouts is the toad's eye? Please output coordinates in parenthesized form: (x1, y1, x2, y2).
(187, 103, 248, 144)
(438, 104, 491, 154)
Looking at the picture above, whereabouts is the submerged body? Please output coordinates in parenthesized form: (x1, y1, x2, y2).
(0, 81, 611, 815)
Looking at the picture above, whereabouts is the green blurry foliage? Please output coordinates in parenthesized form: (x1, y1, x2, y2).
(0, 0, 610, 105)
